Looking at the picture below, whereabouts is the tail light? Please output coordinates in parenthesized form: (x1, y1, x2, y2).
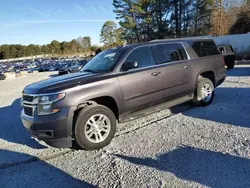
(221, 56, 225, 65)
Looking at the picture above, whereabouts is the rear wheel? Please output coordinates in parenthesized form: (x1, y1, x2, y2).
(226, 61, 235, 69)
(73, 104, 117, 150)
(193, 77, 214, 106)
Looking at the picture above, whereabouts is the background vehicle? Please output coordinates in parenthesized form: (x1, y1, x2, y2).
(0, 72, 5, 80)
(218, 44, 235, 69)
(28, 69, 33, 73)
(68, 65, 84, 73)
(58, 64, 72, 75)
(21, 38, 226, 151)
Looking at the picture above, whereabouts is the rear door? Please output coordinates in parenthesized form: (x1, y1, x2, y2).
(118, 46, 164, 113)
(152, 43, 193, 99)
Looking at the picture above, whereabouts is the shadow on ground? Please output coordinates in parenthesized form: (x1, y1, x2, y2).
(227, 66, 250, 77)
(115, 146, 250, 188)
(0, 98, 45, 149)
(0, 149, 94, 188)
(181, 87, 250, 128)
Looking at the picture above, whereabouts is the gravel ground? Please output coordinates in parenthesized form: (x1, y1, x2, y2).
(0, 66, 250, 188)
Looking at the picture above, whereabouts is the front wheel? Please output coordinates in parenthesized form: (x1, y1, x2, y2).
(193, 77, 214, 106)
(74, 104, 117, 150)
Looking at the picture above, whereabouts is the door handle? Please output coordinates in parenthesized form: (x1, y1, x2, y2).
(183, 66, 189, 69)
(151, 72, 161, 76)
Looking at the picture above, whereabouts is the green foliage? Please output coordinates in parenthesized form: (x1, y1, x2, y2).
(100, 21, 118, 46)
(0, 36, 93, 60)
(100, 21, 125, 48)
(229, 11, 250, 34)
(113, 0, 214, 42)
(77, 36, 92, 52)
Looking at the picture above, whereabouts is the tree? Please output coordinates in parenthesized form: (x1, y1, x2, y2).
(78, 36, 91, 52)
(229, 11, 250, 34)
(41, 45, 51, 54)
(115, 27, 125, 45)
(100, 21, 118, 46)
(50, 40, 61, 54)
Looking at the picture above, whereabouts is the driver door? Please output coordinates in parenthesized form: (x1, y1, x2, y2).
(118, 46, 164, 114)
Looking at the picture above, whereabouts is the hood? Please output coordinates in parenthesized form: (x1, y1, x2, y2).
(23, 72, 102, 94)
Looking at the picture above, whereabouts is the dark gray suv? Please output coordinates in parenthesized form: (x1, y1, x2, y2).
(21, 38, 226, 150)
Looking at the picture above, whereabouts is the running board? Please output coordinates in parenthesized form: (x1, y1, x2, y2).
(119, 94, 193, 123)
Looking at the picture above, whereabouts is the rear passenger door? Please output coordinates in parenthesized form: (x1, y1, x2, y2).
(152, 43, 193, 99)
(118, 46, 164, 113)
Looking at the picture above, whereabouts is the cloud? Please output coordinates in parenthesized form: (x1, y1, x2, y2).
(0, 19, 119, 29)
(57, 9, 68, 16)
(75, 4, 87, 13)
(99, 5, 108, 13)
(89, 6, 98, 13)
(29, 8, 53, 17)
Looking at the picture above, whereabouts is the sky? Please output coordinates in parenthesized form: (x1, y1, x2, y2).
(0, 0, 117, 45)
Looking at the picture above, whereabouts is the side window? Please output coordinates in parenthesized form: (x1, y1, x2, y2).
(124, 46, 155, 69)
(189, 41, 220, 57)
(219, 46, 226, 54)
(152, 43, 187, 65)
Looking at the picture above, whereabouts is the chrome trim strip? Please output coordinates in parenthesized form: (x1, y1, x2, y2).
(22, 91, 65, 97)
(22, 92, 65, 105)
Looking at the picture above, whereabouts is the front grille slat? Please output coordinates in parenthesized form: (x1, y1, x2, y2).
(23, 95, 34, 102)
(24, 106, 33, 116)
(22, 94, 37, 117)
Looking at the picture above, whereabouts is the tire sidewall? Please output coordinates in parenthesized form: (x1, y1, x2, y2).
(74, 105, 117, 150)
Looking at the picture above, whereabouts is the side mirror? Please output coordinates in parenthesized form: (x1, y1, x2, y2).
(122, 61, 139, 71)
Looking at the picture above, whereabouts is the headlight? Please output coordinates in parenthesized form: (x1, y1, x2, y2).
(38, 93, 65, 104)
(37, 93, 65, 115)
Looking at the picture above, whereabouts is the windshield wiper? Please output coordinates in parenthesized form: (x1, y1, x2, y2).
(81, 69, 97, 73)
(82, 69, 106, 73)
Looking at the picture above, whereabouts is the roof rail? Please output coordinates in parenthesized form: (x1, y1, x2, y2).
(148, 36, 211, 43)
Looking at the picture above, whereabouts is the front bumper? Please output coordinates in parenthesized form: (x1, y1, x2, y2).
(21, 107, 74, 148)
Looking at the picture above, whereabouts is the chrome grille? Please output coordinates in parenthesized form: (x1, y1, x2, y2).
(23, 106, 33, 116)
(23, 95, 34, 102)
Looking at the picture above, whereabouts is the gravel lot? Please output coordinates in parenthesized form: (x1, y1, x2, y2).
(1, 66, 250, 188)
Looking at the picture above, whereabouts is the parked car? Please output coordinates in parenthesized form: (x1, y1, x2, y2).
(21, 38, 226, 150)
(58, 64, 74, 75)
(28, 69, 33, 73)
(38, 67, 44, 72)
(218, 44, 235, 69)
(15, 69, 21, 74)
(68, 65, 83, 73)
(0, 72, 5, 80)
(78, 59, 88, 66)
(58, 64, 80, 75)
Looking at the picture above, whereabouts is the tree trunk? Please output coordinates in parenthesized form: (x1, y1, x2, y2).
(179, 0, 182, 37)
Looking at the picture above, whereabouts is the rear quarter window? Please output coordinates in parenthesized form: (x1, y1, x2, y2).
(152, 43, 188, 65)
(188, 40, 220, 57)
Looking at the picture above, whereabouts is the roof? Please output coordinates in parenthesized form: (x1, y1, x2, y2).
(118, 37, 213, 50)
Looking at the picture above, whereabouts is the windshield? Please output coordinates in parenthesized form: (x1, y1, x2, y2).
(81, 48, 123, 73)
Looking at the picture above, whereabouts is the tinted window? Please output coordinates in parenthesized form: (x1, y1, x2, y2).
(124, 46, 155, 69)
(152, 43, 187, 65)
(188, 40, 220, 57)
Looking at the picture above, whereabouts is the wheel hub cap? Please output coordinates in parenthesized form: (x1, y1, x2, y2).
(84, 114, 111, 143)
(201, 83, 213, 102)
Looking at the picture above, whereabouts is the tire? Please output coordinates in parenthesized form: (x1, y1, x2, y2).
(73, 104, 117, 150)
(193, 77, 214, 106)
(226, 61, 235, 69)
